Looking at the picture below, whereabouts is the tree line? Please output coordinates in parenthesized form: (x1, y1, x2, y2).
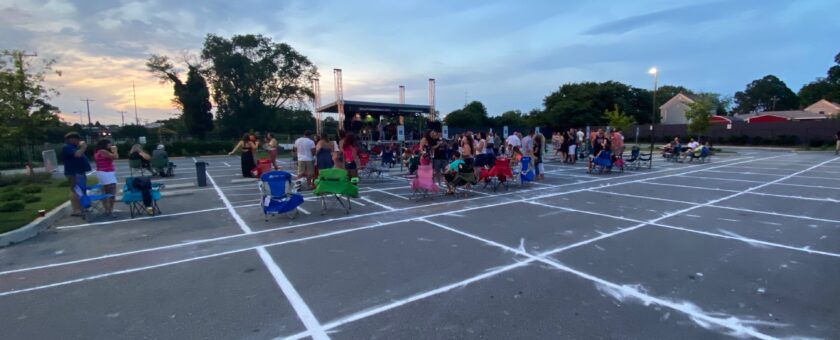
(445, 52, 840, 133)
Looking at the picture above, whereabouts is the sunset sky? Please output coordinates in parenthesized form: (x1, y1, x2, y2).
(2, 0, 839, 125)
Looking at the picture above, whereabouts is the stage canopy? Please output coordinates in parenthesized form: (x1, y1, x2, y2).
(317, 100, 430, 116)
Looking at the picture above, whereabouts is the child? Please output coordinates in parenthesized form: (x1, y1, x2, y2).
(407, 149, 421, 175)
(444, 151, 464, 194)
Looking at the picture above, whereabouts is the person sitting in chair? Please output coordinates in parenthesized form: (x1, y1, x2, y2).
(129, 144, 152, 171)
(152, 144, 175, 177)
(443, 151, 464, 195)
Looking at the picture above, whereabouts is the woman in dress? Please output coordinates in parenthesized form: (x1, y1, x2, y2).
(229, 133, 257, 177)
(315, 133, 334, 171)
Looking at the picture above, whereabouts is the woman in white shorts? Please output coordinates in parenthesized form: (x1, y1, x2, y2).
(94, 139, 119, 217)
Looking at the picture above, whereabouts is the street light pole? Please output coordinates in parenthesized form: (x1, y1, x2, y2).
(648, 67, 658, 157)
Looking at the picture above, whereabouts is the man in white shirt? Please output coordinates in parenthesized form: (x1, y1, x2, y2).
(521, 130, 534, 156)
(505, 131, 521, 155)
(293, 131, 316, 188)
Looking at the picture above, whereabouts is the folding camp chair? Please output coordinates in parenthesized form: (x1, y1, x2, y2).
(519, 156, 535, 185)
(314, 168, 359, 215)
(480, 157, 513, 192)
(151, 157, 175, 177)
(122, 176, 163, 218)
(358, 153, 382, 179)
(624, 146, 641, 170)
(590, 150, 613, 174)
(259, 171, 304, 220)
(449, 161, 478, 197)
(129, 159, 150, 177)
(688, 146, 711, 163)
(381, 149, 396, 168)
(410, 164, 440, 199)
(74, 174, 113, 221)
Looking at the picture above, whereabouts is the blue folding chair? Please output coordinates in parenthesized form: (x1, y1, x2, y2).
(520, 156, 535, 185)
(381, 150, 396, 168)
(590, 150, 613, 174)
(260, 171, 305, 221)
(74, 174, 113, 221)
(122, 177, 163, 218)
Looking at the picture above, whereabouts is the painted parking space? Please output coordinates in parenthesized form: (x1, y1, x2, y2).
(1, 149, 838, 339)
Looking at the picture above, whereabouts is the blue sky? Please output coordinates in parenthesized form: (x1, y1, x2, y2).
(2, 0, 839, 125)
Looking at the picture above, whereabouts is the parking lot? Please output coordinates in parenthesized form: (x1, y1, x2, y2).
(1, 149, 838, 339)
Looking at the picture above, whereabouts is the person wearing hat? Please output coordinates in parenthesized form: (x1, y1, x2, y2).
(62, 132, 92, 216)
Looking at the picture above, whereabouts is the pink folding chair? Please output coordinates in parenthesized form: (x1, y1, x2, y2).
(410, 164, 440, 200)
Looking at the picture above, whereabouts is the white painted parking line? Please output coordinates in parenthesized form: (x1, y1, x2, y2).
(210, 171, 329, 339)
(224, 162, 230, 167)
(369, 188, 411, 200)
(1, 155, 767, 280)
(360, 197, 396, 211)
(641, 181, 840, 203)
(672, 175, 840, 190)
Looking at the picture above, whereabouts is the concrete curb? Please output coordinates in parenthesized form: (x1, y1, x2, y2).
(0, 200, 71, 248)
(0, 188, 194, 247)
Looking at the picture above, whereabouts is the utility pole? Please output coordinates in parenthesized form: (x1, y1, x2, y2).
(770, 95, 779, 111)
(399, 85, 405, 104)
(13, 51, 37, 104)
(118, 110, 127, 126)
(428, 78, 436, 121)
(132, 81, 139, 125)
(80, 98, 95, 126)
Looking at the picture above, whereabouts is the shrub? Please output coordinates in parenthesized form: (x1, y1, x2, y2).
(0, 191, 19, 201)
(727, 135, 748, 145)
(21, 185, 42, 194)
(751, 136, 764, 145)
(0, 201, 25, 212)
(22, 195, 41, 203)
(809, 139, 826, 148)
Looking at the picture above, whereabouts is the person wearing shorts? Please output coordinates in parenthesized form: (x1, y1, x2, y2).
(294, 131, 316, 188)
(94, 139, 119, 217)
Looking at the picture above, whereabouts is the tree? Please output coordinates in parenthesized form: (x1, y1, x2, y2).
(602, 105, 635, 132)
(539, 81, 644, 129)
(200, 34, 318, 137)
(0, 50, 61, 150)
(798, 52, 840, 105)
(115, 125, 148, 141)
(444, 101, 489, 127)
(685, 95, 714, 136)
(733, 75, 799, 113)
(491, 110, 527, 128)
(146, 55, 214, 139)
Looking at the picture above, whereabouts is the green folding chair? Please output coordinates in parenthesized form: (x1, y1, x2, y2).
(313, 168, 359, 215)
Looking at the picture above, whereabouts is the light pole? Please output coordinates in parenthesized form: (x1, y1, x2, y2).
(648, 67, 658, 157)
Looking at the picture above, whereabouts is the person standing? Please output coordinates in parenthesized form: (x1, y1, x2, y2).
(294, 131, 316, 188)
(611, 128, 625, 157)
(229, 133, 257, 177)
(504, 131, 521, 156)
(94, 139, 118, 217)
(835, 130, 839, 155)
(533, 132, 545, 180)
(486, 131, 495, 157)
(576, 128, 585, 157)
(264, 133, 281, 170)
(521, 130, 534, 157)
(430, 131, 448, 184)
(62, 132, 91, 217)
(341, 132, 361, 180)
(315, 133, 334, 171)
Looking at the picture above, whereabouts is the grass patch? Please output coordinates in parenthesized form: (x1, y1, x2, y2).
(0, 175, 70, 234)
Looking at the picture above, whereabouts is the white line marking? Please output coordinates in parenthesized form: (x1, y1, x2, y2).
(257, 247, 329, 340)
(369, 188, 411, 200)
(297, 207, 311, 215)
(0, 155, 768, 279)
(411, 218, 780, 340)
(360, 197, 396, 211)
(224, 162, 231, 167)
(210, 170, 329, 339)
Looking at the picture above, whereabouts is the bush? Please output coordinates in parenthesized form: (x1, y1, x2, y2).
(727, 135, 748, 145)
(21, 185, 42, 194)
(774, 135, 797, 146)
(22, 195, 41, 203)
(0, 201, 25, 212)
(0, 191, 19, 201)
(809, 139, 826, 148)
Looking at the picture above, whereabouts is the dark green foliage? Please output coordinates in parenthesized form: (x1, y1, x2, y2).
(0, 201, 24, 212)
(0, 190, 19, 201)
(539, 81, 656, 129)
(200, 34, 318, 138)
(20, 185, 41, 194)
(22, 195, 40, 203)
(444, 101, 490, 128)
(733, 75, 799, 113)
